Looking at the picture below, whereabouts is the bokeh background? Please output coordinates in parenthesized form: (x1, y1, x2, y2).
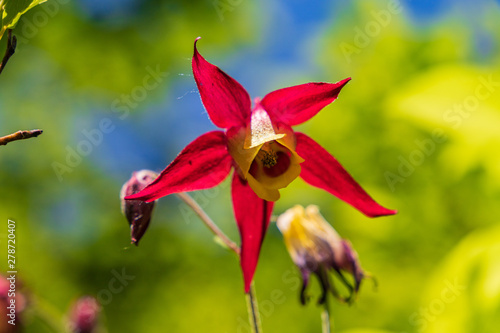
(1, 0, 500, 332)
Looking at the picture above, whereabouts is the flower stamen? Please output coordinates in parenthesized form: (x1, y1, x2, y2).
(260, 149, 278, 168)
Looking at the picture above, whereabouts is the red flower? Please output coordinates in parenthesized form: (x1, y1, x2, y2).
(126, 38, 396, 292)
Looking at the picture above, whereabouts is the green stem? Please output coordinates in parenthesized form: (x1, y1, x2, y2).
(321, 307, 331, 333)
(176, 192, 262, 332)
(246, 282, 262, 333)
(175, 192, 240, 255)
(321, 299, 333, 333)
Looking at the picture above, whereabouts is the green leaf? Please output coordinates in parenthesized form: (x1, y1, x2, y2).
(1, 0, 47, 40)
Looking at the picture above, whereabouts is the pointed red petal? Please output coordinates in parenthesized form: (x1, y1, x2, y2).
(296, 133, 396, 217)
(231, 173, 274, 293)
(192, 38, 251, 129)
(260, 78, 351, 126)
(126, 131, 232, 202)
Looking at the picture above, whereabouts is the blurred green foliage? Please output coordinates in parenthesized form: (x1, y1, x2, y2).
(1, 0, 500, 332)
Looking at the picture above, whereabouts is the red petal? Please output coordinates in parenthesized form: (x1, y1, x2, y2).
(192, 38, 251, 129)
(260, 78, 351, 126)
(126, 131, 232, 202)
(231, 173, 274, 292)
(296, 133, 396, 217)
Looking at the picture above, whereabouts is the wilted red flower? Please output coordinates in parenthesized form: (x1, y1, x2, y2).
(120, 170, 158, 245)
(126, 38, 396, 292)
(277, 205, 369, 304)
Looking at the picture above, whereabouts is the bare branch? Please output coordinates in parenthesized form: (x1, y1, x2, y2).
(0, 129, 43, 146)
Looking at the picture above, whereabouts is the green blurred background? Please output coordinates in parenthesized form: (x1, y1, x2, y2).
(1, 0, 500, 332)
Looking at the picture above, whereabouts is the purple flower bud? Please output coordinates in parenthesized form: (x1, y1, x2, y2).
(120, 170, 158, 245)
(69, 296, 100, 333)
(276, 205, 370, 305)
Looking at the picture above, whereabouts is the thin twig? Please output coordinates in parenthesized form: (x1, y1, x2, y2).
(246, 282, 263, 333)
(0, 129, 43, 146)
(0, 29, 17, 75)
(175, 192, 240, 255)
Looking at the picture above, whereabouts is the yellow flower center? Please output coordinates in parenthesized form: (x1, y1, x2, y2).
(259, 147, 278, 168)
(227, 103, 304, 201)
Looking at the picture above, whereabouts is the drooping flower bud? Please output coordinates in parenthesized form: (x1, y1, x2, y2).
(69, 296, 100, 333)
(276, 205, 369, 305)
(120, 170, 158, 245)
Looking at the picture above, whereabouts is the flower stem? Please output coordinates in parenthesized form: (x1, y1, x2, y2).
(175, 192, 240, 255)
(246, 282, 262, 333)
(321, 301, 332, 333)
(176, 192, 263, 332)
